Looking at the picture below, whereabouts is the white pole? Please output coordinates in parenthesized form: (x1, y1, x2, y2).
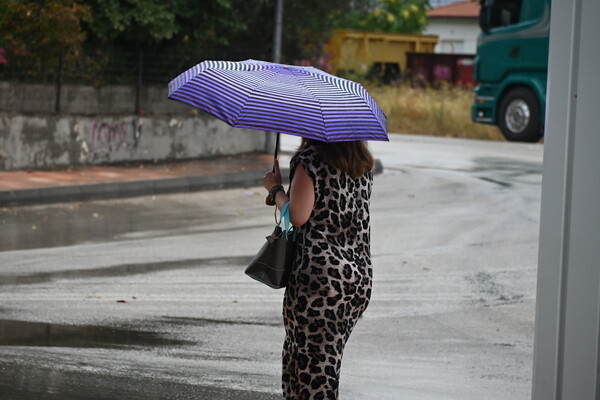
(532, 0, 600, 398)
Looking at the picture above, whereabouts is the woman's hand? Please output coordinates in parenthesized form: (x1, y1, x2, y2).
(263, 159, 282, 191)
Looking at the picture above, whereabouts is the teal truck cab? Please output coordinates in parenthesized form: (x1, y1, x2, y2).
(472, 0, 550, 142)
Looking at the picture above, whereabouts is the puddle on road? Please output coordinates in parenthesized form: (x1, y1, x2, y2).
(0, 320, 280, 400)
(0, 199, 233, 252)
(162, 315, 282, 327)
(0, 255, 252, 286)
(473, 157, 543, 188)
(0, 319, 188, 348)
(0, 363, 282, 400)
(478, 176, 512, 187)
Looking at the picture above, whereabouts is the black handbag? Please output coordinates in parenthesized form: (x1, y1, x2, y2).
(245, 202, 298, 289)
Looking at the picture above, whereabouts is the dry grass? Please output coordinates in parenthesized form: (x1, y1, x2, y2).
(366, 83, 505, 141)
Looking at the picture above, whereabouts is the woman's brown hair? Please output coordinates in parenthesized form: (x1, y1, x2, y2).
(296, 138, 374, 179)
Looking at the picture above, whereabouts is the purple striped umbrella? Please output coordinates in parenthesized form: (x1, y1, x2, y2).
(168, 59, 388, 145)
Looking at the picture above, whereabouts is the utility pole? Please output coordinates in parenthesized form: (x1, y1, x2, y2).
(267, 0, 284, 154)
(54, 51, 64, 114)
(273, 0, 283, 63)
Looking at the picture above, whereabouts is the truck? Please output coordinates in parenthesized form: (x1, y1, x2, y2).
(471, 0, 550, 142)
(325, 29, 438, 83)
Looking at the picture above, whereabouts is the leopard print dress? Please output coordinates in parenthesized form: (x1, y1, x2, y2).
(282, 145, 373, 400)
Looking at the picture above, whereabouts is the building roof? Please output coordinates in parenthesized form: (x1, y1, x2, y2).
(428, 0, 480, 18)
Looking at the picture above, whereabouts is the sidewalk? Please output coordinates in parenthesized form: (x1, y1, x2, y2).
(0, 153, 384, 207)
(0, 153, 286, 207)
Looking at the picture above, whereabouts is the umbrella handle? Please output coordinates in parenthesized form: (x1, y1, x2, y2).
(265, 133, 280, 206)
(273, 132, 279, 162)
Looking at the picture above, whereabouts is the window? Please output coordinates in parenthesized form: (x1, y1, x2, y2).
(480, 0, 522, 32)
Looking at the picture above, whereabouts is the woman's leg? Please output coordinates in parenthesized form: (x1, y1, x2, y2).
(283, 281, 299, 399)
(289, 263, 371, 399)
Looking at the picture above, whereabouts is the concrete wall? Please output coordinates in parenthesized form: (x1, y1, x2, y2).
(0, 113, 268, 170)
(0, 83, 269, 170)
(0, 82, 197, 115)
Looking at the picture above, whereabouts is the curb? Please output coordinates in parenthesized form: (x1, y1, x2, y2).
(0, 160, 383, 207)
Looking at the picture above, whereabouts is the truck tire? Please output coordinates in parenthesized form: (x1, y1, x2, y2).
(498, 87, 543, 142)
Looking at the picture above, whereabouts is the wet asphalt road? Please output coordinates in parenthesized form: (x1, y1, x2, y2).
(0, 134, 543, 399)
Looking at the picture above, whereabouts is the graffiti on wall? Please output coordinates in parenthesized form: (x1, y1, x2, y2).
(88, 119, 143, 160)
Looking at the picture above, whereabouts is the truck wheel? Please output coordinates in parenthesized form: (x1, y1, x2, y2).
(498, 87, 543, 142)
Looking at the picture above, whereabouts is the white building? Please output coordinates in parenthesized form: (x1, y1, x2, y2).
(424, 0, 480, 54)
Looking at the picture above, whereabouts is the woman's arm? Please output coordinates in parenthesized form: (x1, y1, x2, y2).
(263, 159, 315, 228)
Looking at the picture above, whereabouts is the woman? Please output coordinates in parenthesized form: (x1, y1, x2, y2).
(263, 138, 374, 400)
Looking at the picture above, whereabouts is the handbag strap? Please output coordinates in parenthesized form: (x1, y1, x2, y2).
(280, 202, 298, 241)
(281, 201, 291, 233)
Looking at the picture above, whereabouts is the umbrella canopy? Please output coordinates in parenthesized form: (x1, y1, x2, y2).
(168, 59, 387, 143)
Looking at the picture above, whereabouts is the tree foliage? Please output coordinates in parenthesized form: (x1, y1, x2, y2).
(232, 0, 374, 63)
(82, 0, 177, 44)
(81, 0, 253, 48)
(336, 0, 430, 34)
(0, 0, 432, 83)
(0, 0, 90, 78)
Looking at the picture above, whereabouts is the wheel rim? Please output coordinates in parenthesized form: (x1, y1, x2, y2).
(505, 99, 530, 134)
